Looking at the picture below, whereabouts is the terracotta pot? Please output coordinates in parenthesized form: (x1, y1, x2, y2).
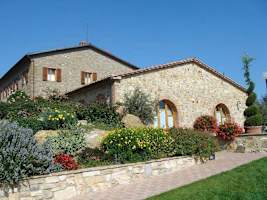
(244, 126, 262, 134)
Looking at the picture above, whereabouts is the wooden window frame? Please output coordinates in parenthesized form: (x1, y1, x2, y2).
(43, 67, 61, 82)
(155, 100, 177, 129)
(81, 71, 97, 85)
(214, 104, 231, 125)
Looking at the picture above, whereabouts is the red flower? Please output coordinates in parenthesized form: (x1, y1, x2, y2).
(216, 122, 243, 141)
(54, 154, 79, 170)
(193, 115, 218, 133)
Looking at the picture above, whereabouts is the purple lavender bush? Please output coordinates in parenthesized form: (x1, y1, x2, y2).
(0, 121, 53, 191)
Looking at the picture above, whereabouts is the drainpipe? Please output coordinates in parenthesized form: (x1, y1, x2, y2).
(32, 59, 35, 98)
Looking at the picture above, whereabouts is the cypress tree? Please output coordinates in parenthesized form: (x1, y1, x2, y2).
(242, 55, 263, 126)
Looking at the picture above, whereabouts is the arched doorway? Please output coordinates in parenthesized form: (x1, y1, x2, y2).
(154, 100, 177, 129)
(214, 103, 231, 125)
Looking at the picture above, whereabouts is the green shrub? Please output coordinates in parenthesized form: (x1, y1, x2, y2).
(101, 128, 174, 163)
(7, 98, 39, 120)
(244, 114, 263, 126)
(4, 91, 83, 132)
(123, 88, 156, 124)
(244, 104, 259, 117)
(40, 108, 78, 130)
(193, 115, 218, 132)
(169, 128, 218, 160)
(6, 92, 42, 133)
(0, 121, 53, 190)
(7, 90, 31, 104)
(82, 102, 123, 128)
(0, 102, 8, 119)
(47, 128, 86, 156)
(14, 116, 44, 134)
(245, 92, 257, 106)
(35, 96, 80, 116)
(242, 55, 263, 126)
(247, 81, 255, 94)
(74, 104, 87, 120)
(77, 147, 112, 168)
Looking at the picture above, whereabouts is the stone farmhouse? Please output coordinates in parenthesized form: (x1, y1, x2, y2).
(0, 42, 247, 128)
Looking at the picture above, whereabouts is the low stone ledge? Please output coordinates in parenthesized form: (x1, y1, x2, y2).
(222, 134, 267, 153)
(238, 133, 267, 137)
(0, 156, 199, 200)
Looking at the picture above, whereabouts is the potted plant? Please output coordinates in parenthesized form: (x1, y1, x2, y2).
(242, 55, 263, 134)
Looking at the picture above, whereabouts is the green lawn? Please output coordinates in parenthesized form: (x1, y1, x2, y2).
(148, 157, 267, 200)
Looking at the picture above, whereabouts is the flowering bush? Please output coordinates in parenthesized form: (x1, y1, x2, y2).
(7, 90, 31, 104)
(53, 154, 79, 170)
(41, 108, 77, 130)
(216, 122, 243, 141)
(193, 115, 218, 133)
(169, 128, 219, 161)
(101, 128, 174, 162)
(6, 92, 43, 133)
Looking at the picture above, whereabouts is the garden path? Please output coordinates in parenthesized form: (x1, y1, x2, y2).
(77, 151, 267, 200)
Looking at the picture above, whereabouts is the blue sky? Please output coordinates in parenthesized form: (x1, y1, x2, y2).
(0, 0, 266, 97)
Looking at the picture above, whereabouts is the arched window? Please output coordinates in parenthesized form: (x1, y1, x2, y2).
(214, 104, 230, 125)
(154, 100, 177, 129)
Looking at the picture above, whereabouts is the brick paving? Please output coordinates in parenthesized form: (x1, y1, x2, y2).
(76, 151, 267, 200)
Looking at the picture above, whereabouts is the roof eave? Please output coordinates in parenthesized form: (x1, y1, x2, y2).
(116, 57, 247, 93)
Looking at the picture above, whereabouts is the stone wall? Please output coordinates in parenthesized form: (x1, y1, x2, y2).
(223, 134, 267, 153)
(114, 63, 247, 127)
(0, 156, 197, 200)
(68, 79, 112, 104)
(0, 59, 32, 102)
(0, 47, 136, 101)
(32, 48, 135, 97)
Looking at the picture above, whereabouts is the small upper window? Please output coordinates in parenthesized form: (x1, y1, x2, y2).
(43, 68, 61, 82)
(81, 71, 97, 85)
(48, 68, 56, 81)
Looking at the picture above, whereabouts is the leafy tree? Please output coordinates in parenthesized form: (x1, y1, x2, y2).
(242, 55, 263, 126)
(123, 88, 156, 124)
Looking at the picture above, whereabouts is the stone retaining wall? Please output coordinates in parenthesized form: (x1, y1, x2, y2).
(0, 156, 197, 200)
(222, 134, 267, 153)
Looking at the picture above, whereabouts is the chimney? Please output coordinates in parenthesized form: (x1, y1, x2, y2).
(79, 41, 89, 46)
